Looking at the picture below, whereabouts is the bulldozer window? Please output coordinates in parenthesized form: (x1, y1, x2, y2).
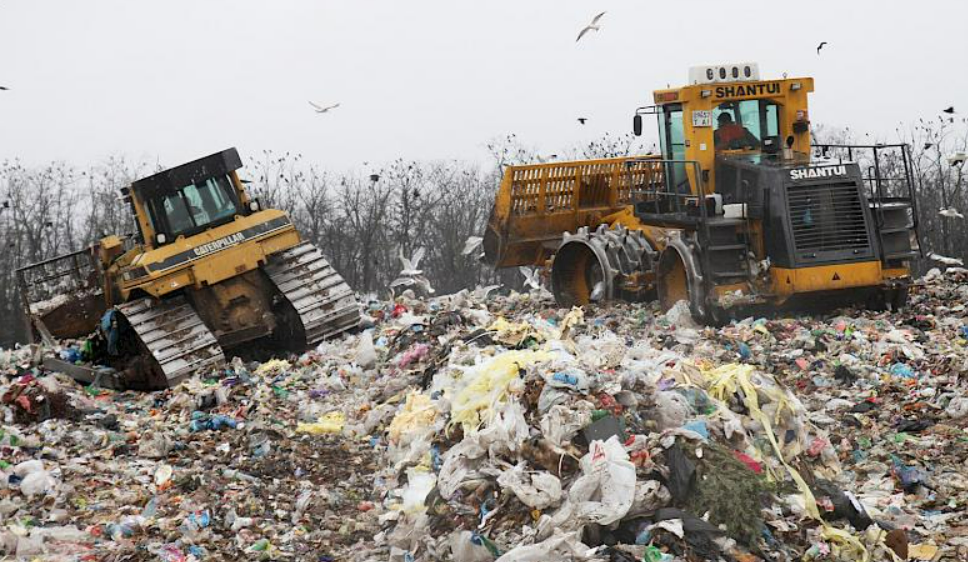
(713, 100, 779, 150)
(658, 104, 688, 194)
(148, 176, 241, 242)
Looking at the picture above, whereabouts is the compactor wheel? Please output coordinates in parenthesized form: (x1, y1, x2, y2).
(657, 250, 690, 312)
(551, 225, 654, 307)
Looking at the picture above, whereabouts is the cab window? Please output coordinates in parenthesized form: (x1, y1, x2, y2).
(713, 100, 780, 151)
(658, 104, 688, 193)
(147, 175, 240, 242)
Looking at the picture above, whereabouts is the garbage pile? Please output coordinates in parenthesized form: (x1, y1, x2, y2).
(0, 270, 967, 561)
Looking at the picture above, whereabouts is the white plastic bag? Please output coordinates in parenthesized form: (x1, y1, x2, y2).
(495, 529, 597, 562)
(497, 463, 562, 510)
(577, 436, 636, 525)
(540, 403, 593, 449)
(21, 470, 56, 497)
(477, 401, 529, 457)
(400, 469, 436, 513)
(536, 436, 636, 539)
(354, 331, 378, 369)
(449, 530, 494, 562)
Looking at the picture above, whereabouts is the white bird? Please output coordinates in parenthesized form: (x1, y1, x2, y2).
(391, 248, 434, 295)
(576, 11, 606, 43)
(472, 284, 502, 300)
(939, 207, 965, 219)
(929, 253, 964, 266)
(948, 152, 967, 167)
(398, 247, 425, 276)
(462, 236, 484, 256)
(519, 266, 543, 291)
(309, 101, 340, 114)
(590, 281, 606, 302)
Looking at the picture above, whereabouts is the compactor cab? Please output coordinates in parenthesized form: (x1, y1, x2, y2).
(18, 148, 359, 389)
(484, 64, 921, 320)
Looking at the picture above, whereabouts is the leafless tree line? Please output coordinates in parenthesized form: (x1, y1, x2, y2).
(1, 124, 964, 347)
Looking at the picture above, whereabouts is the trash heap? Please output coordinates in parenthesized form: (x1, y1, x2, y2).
(0, 271, 967, 560)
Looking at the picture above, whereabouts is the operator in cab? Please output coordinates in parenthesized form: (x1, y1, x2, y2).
(714, 112, 760, 150)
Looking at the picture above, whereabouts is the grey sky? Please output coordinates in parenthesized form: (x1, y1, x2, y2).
(0, 1, 964, 170)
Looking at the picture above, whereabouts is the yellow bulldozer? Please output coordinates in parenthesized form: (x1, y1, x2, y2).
(17, 148, 359, 389)
(484, 63, 921, 321)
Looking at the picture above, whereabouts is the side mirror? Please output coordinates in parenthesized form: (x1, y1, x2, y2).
(633, 114, 643, 137)
(786, 135, 796, 148)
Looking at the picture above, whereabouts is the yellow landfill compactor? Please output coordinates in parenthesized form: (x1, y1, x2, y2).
(17, 148, 359, 389)
(483, 63, 922, 321)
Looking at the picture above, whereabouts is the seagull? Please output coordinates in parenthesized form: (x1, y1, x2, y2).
(519, 266, 543, 291)
(462, 236, 484, 257)
(924, 142, 934, 150)
(939, 207, 964, 219)
(389, 275, 435, 296)
(929, 253, 964, 266)
(590, 281, 606, 302)
(943, 106, 955, 114)
(816, 41, 828, 54)
(391, 247, 435, 295)
(471, 284, 502, 300)
(577, 117, 588, 125)
(309, 101, 340, 114)
(948, 152, 967, 166)
(398, 247, 425, 276)
(576, 11, 606, 43)
(0, 86, 9, 91)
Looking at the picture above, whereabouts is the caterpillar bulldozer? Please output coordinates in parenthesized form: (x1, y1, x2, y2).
(16, 148, 359, 389)
(483, 63, 922, 321)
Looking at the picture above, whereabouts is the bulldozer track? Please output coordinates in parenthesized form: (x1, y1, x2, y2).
(264, 242, 360, 346)
(117, 296, 225, 387)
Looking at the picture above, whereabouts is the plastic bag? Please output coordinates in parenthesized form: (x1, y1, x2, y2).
(296, 411, 345, 434)
(654, 391, 690, 430)
(450, 349, 550, 432)
(387, 392, 438, 445)
(437, 438, 487, 499)
(545, 367, 591, 393)
(21, 470, 57, 497)
(496, 462, 562, 510)
(494, 530, 595, 562)
(537, 436, 636, 538)
(400, 469, 436, 513)
(540, 403, 593, 449)
(449, 530, 494, 562)
(354, 331, 377, 369)
(477, 400, 530, 457)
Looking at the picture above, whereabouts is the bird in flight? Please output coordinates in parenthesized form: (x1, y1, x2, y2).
(576, 11, 606, 43)
(816, 42, 827, 54)
(0, 86, 9, 91)
(939, 207, 965, 219)
(577, 117, 588, 125)
(309, 101, 340, 114)
(943, 106, 955, 114)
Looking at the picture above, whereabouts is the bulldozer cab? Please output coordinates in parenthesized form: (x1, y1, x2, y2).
(127, 148, 255, 249)
(637, 63, 814, 197)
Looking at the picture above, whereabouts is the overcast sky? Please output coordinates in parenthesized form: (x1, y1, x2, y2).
(0, 1, 965, 170)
